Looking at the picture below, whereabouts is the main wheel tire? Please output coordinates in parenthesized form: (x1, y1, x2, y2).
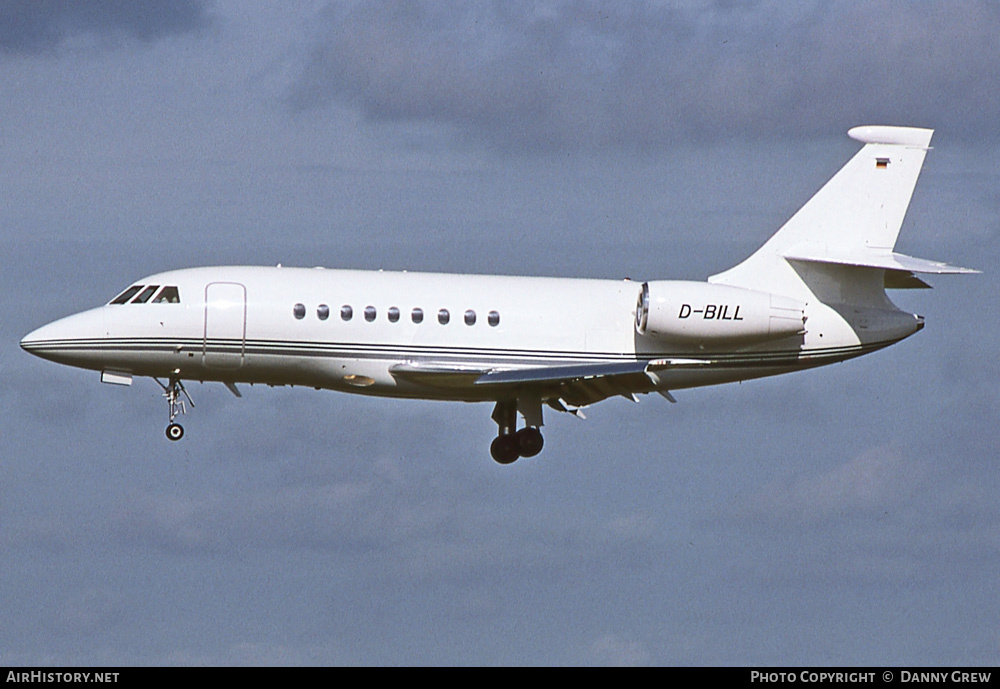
(490, 434, 519, 464)
(516, 427, 544, 457)
(166, 423, 184, 441)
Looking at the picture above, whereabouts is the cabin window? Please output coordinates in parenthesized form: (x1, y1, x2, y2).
(152, 286, 180, 304)
(488, 310, 500, 327)
(411, 307, 424, 324)
(110, 285, 144, 304)
(293, 303, 306, 320)
(341, 305, 353, 321)
(131, 285, 160, 304)
(317, 304, 330, 320)
(464, 309, 476, 326)
(438, 309, 450, 325)
(388, 306, 400, 323)
(364, 305, 377, 322)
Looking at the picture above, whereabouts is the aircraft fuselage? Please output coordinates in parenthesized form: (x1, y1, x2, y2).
(21, 265, 918, 400)
(21, 126, 975, 463)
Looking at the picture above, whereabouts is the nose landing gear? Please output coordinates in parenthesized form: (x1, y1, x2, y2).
(166, 422, 184, 441)
(490, 399, 544, 464)
(155, 376, 194, 441)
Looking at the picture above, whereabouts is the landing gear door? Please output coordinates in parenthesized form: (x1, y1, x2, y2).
(203, 282, 246, 369)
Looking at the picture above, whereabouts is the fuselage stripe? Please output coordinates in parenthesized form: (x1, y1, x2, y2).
(21, 335, 901, 368)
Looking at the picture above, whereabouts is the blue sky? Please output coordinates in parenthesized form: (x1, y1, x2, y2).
(1, 1, 998, 665)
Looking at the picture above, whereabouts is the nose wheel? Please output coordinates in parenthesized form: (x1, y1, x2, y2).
(155, 376, 194, 441)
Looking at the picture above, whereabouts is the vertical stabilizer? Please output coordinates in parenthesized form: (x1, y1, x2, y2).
(709, 126, 935, 302)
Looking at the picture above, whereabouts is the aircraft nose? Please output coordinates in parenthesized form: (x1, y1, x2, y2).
(20, 321, 60, 355)
(20, 308, 108, 365)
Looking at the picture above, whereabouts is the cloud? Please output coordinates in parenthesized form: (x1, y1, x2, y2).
(586, 634, 650, 666)
(107, 474, 662, 587)
(289, 0, 1000, 150)
(0, 0, 213, 55)
(717, 442, 1000, 587)
(745, 444, 929, 525)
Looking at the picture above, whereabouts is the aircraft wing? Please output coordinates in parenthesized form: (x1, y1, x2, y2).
(388, 362, 487, 387)
(474, 360, 649, 385)
(390, 358, 708, 408)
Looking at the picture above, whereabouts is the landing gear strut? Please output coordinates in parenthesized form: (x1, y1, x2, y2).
(490, 399, 544, 464)
(155, 377, 194, 441)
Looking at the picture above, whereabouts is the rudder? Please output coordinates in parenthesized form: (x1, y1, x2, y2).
(707, 126, 975, 304)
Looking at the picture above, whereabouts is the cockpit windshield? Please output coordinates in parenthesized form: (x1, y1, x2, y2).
(152, 286, 180, 303)
(110, 285, 144, 304)
(109, 285, 181, 305)
(131, 285, 160, 304)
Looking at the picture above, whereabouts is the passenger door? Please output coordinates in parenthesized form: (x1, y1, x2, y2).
(203, 282, 246, 369)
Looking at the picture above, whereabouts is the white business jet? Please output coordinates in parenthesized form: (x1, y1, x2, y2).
(21, 126, 977, 464)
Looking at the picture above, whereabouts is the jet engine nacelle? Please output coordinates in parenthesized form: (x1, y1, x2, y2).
(635, 281, 806, 344)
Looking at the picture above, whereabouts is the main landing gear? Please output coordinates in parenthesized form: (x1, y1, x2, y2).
(155, 376, 194, 441)
(490, 399, 544, 464)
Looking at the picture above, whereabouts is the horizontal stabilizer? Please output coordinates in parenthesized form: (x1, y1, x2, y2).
(783, 245, 979, 275)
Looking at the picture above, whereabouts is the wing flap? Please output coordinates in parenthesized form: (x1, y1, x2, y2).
(473, 357, 711, 387)
(393, 358, 708, 407)
(474, 360, 649, 386)
(476, 358, 714, 407)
